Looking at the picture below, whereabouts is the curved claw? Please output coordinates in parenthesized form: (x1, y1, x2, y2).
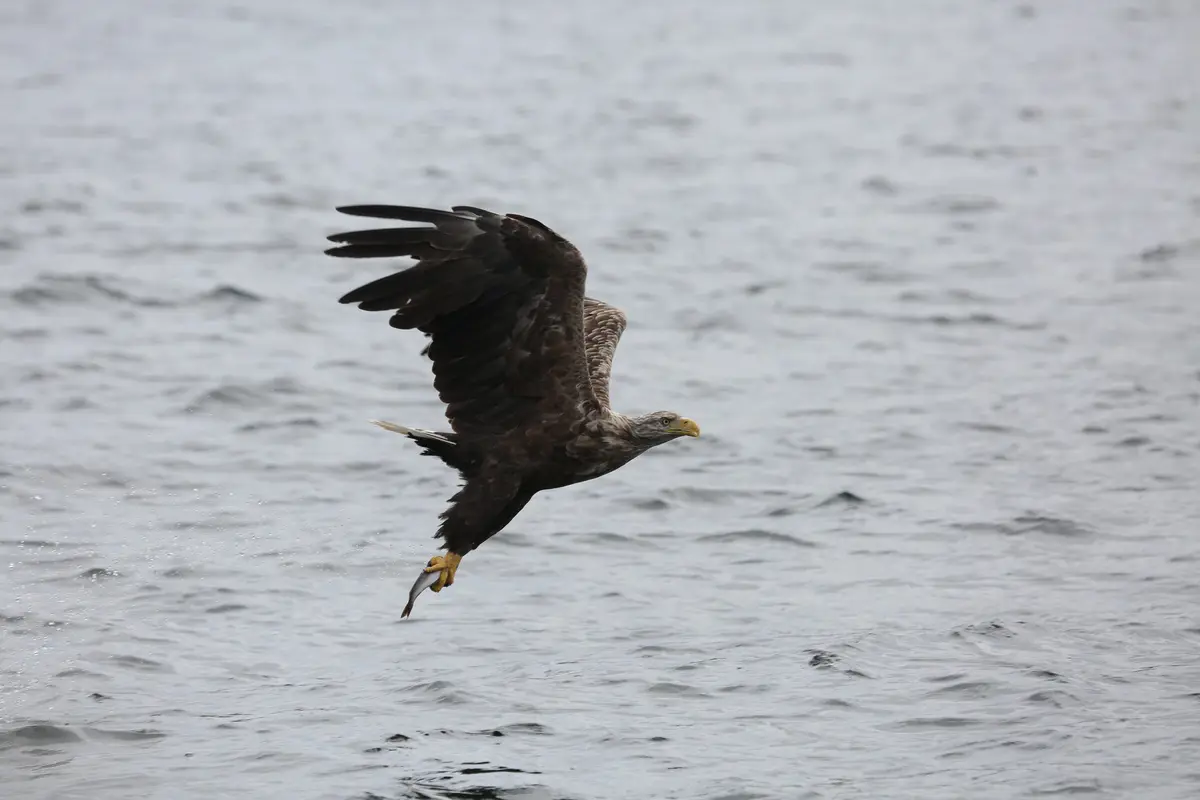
(423, 552, 462, 593)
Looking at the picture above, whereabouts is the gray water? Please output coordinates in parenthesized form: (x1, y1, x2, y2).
(3, 1, 1200, 798)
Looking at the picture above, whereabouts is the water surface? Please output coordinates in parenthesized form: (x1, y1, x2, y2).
(3, 1, 1200, 798)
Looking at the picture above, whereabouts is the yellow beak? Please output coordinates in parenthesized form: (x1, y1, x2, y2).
(669, 417, 701, 437)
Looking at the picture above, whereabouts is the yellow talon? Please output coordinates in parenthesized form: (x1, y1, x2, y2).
(424, 551, 462, 592)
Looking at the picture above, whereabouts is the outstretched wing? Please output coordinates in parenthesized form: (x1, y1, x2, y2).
(327, 205, 598, 440)
(582, 297, 627, 412)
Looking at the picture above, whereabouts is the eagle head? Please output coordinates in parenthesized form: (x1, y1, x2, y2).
(629, 411, 701, 446)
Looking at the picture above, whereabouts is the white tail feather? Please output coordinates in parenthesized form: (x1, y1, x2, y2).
(370, 420, 455, 445)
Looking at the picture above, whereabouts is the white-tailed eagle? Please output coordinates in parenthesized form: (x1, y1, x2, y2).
(325, 204, 700, 616)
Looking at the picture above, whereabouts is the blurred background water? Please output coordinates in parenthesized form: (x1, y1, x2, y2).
(2, 1, 1199, 798)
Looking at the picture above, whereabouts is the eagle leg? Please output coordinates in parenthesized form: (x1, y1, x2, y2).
(424, 551, 462, 592)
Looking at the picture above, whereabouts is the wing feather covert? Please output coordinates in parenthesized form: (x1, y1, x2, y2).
(581, 298, 627, 413)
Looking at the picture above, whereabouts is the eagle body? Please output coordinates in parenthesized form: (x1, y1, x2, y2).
(326, 204, 699, 615)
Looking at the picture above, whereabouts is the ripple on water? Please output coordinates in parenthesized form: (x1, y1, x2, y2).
(205, 603, 250, 614)
(106, 654, 173, 674)
(568, 531, 661, 550)
(480, 723, 553, 737)
(1026, 690, 1081, 709)
(80, 727, 167, 743)
(194, 285, 263, 306)
(805, 649, 871, 678)
(950, 621, 1021, 640)
(891, 716, 985, 730)
(238, 417, 323, 433)
(646, 682, 710, 698)
(54, 667, 106, 679)
(953, 515, 1096, 538)
(699, 529, 818, 548)
(6, 273, 171, 308)
(1029, 779, 1104, 796)
(0, 724, 83, 747)
(78, 566, 122, 580)
(181, 377, 312, 415)
(923, 680, 1003, 700)
(814, 490, 867, 508)
(403, 680, 471, 705)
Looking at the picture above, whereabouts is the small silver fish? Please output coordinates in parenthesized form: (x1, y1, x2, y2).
(402, 565, 440, 618)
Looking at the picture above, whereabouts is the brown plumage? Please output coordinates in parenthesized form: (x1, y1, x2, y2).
(325, 204, 700, 615)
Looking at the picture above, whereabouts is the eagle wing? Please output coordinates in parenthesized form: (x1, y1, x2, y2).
(582, 297, 627, 413)
(327, 205, 598, 441)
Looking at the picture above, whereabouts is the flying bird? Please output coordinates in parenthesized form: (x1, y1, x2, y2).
(325, 204, 700, 616)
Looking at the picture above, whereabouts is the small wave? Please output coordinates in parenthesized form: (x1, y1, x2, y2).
(20, 198, 86, 214)
(480, 722, 552, 737)
(571, 531, 661, 551)
(951, 621, 1020, 640)
(238, 417, 322, 432)
(669, 486, 789, 504)
(765, 506, 799, 517)
(1029, 779, 1103, 795)
(1115, 435, 1151, 448)
(910, 194, 1001, 215)
(630, 497, 671, 511)
(403, 680, 470, 705)
(861, 175, 900, 195)
(5, 273, 265, 314)
(54, 668, 106, 679)
(822, 698, 856, 709)
(742, 279, 786, 295)
(717, 684, 774, 694)
(647, 682, 709, 698)
(807, 650, 840, 669)
(1010, 515, 1095, 537)
(815, 260, 914, 284)
(1126, 239, 1200, 280)
(916, 311, 1041, 330)
(910, 138, 1042, 161)
(159, 566, 202, 579)
(6, 273, 171, 308)
(957, 421, 1018, 434)
(924, 680, 1001, 699)
(205, 603, 249, 614)
(954, 515, 1094, 538)
(108, 240, 300, 258)
(700, 529, 817, 548)
(80, 727, 167, 743)
(194, 285, 263, 305)
(459, 764, 540, 777)
(806, 649, 870, 678)
(2, 326, 45, 340)
(0, 539, 89, 549)
(108, 654, 173, 674)
(0, 725, 83, 747)
(598, 226, 669, 254)
(1026, 689, 1079, 708)
(815, 491, 866, 508)
(182, 377, 308, 414)
(892, 716, 984, 729)
(79, 567, 121, 580)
